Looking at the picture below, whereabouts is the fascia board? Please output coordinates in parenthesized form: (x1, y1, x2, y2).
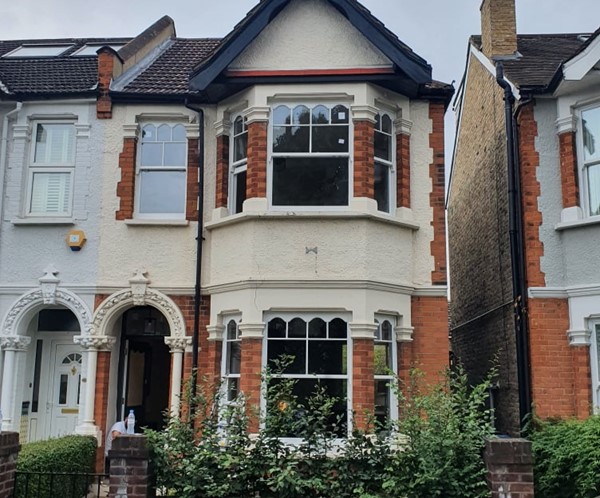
(563, 35, 600, 81)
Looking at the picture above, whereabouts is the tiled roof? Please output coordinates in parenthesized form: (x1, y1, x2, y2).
(120, 38, 221, 95)
(0, 38, 131, 97)
(471, 33, 589, 90)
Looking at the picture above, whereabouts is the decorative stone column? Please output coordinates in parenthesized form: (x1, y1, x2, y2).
(74, 335, 116, 438)
(164, 336, 192, 417)
(239, 323, 265, 432)
(349, 323, 377, 431)
(0, 336, 30, 432)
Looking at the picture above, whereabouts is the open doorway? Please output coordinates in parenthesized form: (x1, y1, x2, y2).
(116, 306, 170, 431)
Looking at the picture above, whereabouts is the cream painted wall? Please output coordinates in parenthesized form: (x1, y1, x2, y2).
(229, 0, 392, 72)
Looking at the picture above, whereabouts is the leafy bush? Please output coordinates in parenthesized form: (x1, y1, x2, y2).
(146, 366, 494, 498)
(532, 415, 600, 498)
(15, 435, 97, 498)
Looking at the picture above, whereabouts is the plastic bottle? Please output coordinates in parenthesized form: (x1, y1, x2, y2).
(126, 410, 135, 434)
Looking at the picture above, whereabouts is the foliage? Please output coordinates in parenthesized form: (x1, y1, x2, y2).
(146, 364, 495, 498)
(532, 415, 600, 498)
(15, 435, 97, 498)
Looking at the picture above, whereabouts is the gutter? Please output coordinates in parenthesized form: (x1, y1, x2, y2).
(495, 63, 532, 433)
(184, 100, 205, 421)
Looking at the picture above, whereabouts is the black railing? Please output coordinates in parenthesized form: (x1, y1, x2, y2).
(13, 471, 108, 498)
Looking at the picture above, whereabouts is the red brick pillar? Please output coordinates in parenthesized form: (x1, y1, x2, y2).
(95, 350, 112, 472)
(559, 131, 579, 209)
(0, 433, 19, 498)
(239, 324, 264, 432)
(396, 131, 411, 208)
(116, 136, 138, 220)
(429, 102, 447, 285)
(108, 436, 154, 498)
(353, 119, 375, 199)
(203, 328, 223, 385)
(186, 138, 200, 221)
(485, 438, 534, 498)
(246, 120, 268, 200)
(352, 335, 375, 431)
(215, 134, 230, 208)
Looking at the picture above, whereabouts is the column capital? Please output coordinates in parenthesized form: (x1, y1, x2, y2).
(214, 118, 231, 137)
(243, 106, 270, 124)
(351, 105, 378, 123)
(396, 326, 414, 343)
(0, 335, 31, 351)
(349, 323, 377, 340)
(74, 335, 116, 351)
(556, 115, 577, 134)
(207, 325, 224, 341)
(394, 117, 413, 136)
(239, 323, 265, 339)
(164, 336, 192, 353)
(567, 329, 591, 346)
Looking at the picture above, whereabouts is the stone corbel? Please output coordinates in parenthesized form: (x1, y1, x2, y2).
(567, 329, 591, 346)
(74, 335, 117, 351)
(129, 269, 150, 306)
(394, 117, 413, 136)
(0, 336, 31, 351)
(396, 326, 414, 343)
(164, 336, 193, 353)
(39, 264, 60, 304)
(239, 323, 265, 339)
(243, 106, 270, 124)
(556, 115, 577, 135)
(349, 323, 378, 340)
(351, 105, 378, 123)
(207, 325, 225, 342)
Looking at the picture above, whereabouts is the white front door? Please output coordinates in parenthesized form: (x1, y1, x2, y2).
(48, 344, 82, 438)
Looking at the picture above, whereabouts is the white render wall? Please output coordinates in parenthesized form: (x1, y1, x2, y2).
(230, 0, 392, 72)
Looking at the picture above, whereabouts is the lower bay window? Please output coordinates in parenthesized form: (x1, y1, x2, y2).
(222, 318, 242, 403)
(374, 317, 397, 426)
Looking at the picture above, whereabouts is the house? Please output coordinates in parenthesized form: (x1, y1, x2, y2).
(448, 0, 600, 435)
(0, 0, 452, 468)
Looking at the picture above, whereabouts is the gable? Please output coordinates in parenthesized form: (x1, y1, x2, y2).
(228, 0, 392, 72)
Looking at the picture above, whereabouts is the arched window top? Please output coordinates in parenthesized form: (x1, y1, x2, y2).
(226, 319, 241, 341)
(233, 115, 247, 136)
(141, 123, 186, 144)
(62, 353, 82, 365)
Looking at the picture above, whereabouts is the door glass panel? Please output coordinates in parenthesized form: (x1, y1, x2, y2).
(32, 340, 43, 413)
(77, 375, 81, 405)
(58, 374, 68, 405)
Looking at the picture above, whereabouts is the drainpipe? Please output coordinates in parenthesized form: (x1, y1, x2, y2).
(495, 63, 532, 433)
(184, 100, 205, 421)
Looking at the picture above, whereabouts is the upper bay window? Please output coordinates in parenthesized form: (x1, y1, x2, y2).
(374, 113, 393, 213)
(581, 105, 600, 217)
(28, 122, 75, 217)
(271, 104, 350, 207)
(231, 116, 248, 214)
(137, 123, 187, 219)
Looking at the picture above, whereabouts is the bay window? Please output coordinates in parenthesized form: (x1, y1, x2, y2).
(374, 113, 393, 213)
(137, 123, 187, 218)
(28, 122, 75, 217)
(581, 105, 600, 217)
(231, 116, 248, 214)
(271, 104, 350, 207)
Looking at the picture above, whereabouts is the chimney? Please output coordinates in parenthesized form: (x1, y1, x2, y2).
(480, 0, 518, 58)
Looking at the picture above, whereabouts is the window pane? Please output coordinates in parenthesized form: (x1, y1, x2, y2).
(227, 341, 241, 375)
(375, 162, 390, 213)
(268, 318, 286, 338)
(273, 105, 291, 125)
(312, 105, 329, 124)
(227, 378, 239, 402)
(293, 105, 310, 125)
(157, 124, 171, 142)
(172, 124, 186, 141)
(331, 105, 349, 124)
(267, 340, 306, 374)
(308, 341, 346, 374)
(164, 143, 186, 167)
(234, 133, 248, 162)
(234, 116, 245, 135)
(381, 114, 392, 134)
(588, 164, 600, 216)
(288, 318, 306, 338)
(77, 375, 81, 405)
(381, 321, 393, 341)
(32, 340, 43, 413)
(30, 172, 71, 215)
(142, 125, 156, 142)
(34, 124, 74, 164)
(582, 107, 600, 162)
(374, 131, 391, 161)
(308, 318, 326, 338)
(375, 379, 390, 424)
(139, 171, 186, 214)
(329, 318, 347, 339)
(141, 143, 163, 167)
(227, 320, 237, 340)
(58, 374, 68, 404)
(312, 125, 349, 153)
(272, 157, 348, 206)
(374, 343, 392, 374)
(38, 309, 80, 332)
(273, 126, 309, 153)
(234, 170, 247, 214)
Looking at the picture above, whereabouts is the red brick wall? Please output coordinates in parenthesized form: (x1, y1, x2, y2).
(240, 338, 263, 432)
(354, 120, 375, 198)
(115, 138, 137, 220)
(96, 50, 113, 119)
(559, 131, 580, 209)
(518, 104, 545, 288)
(246, 122, 268, 199)
(215, 134, 230, 208)
(186, 138, 200, 221)
(352, 339, 374, 430)
(528, 298, 591, 419)
(397, 133, 411, 208)
(429, 102, 447, 285)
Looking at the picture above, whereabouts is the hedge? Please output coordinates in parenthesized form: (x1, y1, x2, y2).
(15, 435, 97, 498)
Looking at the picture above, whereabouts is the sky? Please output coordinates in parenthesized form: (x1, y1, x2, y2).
(1, 0, 599, 165)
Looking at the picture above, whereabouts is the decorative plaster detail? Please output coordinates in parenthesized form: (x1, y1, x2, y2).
(129, 269, 150, 306)
(39, 265, 60, 304)
(556, 115, 577, 134)
(207, 325, 224, 341)
(396, 326, 414, 343)
(214, 118, 231, 137)
(349, 322, 378, 339)
(394, 117, 413, 136)
(75, 123, 92, 138)
(164, 336, 192, 352)
(2, 288, 91, 336)
(0, 335, 31, 351)
(239, 323, 265, 339)
(243, 106, 270, 124)
(74, 335, 117, 351)
(12, 124, 29, 140)
(351, 105, 378, 123)
(567, 329, 591, 346)
(122, 124, 139, 139)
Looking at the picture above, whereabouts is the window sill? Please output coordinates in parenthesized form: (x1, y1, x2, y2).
(555, 217, 600, 231)
(124, 219, 190, 227)
(12, 217, 75, 226)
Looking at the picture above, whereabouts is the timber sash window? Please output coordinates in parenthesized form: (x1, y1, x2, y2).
(231, 116, 248, 214)
(28, 122, 75, 216)
(374, 317, 396, 425)
(271, 104, 350, 207)
(374, 113, 393, 213)
(223, 319, 242, 402)
(580, 105, 600, 216)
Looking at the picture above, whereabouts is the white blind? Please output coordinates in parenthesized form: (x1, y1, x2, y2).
(34, 124, 75, 165)
(30, 172, 71, 215)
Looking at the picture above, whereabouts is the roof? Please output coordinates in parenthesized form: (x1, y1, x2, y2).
(471, 33, 589, 91)
(0, 38, 131, 97)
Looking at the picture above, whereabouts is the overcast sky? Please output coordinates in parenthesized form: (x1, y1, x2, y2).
(1, 0, 598, 166)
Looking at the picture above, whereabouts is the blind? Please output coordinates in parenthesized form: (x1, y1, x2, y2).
(30, 172, 71, 215)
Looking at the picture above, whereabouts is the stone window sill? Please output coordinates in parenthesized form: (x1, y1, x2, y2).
(124, 219, 190, 227)
(12, 218, 75, 226)
(555, 217, 600, 231)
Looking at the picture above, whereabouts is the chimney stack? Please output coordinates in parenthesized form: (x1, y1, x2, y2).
(480, 0, 518, 58)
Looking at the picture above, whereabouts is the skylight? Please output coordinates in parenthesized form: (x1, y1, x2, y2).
(71, 44, 126, 57)
(3, 45, 74, 58)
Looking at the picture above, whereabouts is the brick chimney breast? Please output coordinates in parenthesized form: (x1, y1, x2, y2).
(480, 0, 518, 58)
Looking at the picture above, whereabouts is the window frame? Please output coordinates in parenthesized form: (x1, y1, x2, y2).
(374, 315, 398, 424)
(268, 103, 353, 212)
(577, 102, 600, 218)
(591, 321, 600, 412)
(26, 121, 76, 218)
(135, 122, 188, 220)
(229, 115, 248, 215)
(374, 113, 395, 214)
(221, 316, 242, 405)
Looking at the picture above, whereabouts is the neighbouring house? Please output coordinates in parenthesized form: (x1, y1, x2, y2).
(0, 0, 452, 469)
(448, 0, 600, 435)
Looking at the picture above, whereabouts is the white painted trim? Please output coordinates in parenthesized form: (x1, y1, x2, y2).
(239, 322, 266, 339)
(555, 216, 600, 231)
(590, 322, 600, 411)
(11, 217, 75, 225)
(529, 285, 600, 299)
(563, 34, 600, 81)
(124, 219, 190, 227)
(556, 116, 577, 134)
(567, 329, 592, 346)
(349, 322, 377, 339)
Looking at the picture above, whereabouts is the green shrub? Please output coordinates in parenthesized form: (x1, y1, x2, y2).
(532, 416, 600, 498)
(15, 435, 97, 498)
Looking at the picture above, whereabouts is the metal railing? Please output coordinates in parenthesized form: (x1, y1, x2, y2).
(13, 471, 108, 498)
